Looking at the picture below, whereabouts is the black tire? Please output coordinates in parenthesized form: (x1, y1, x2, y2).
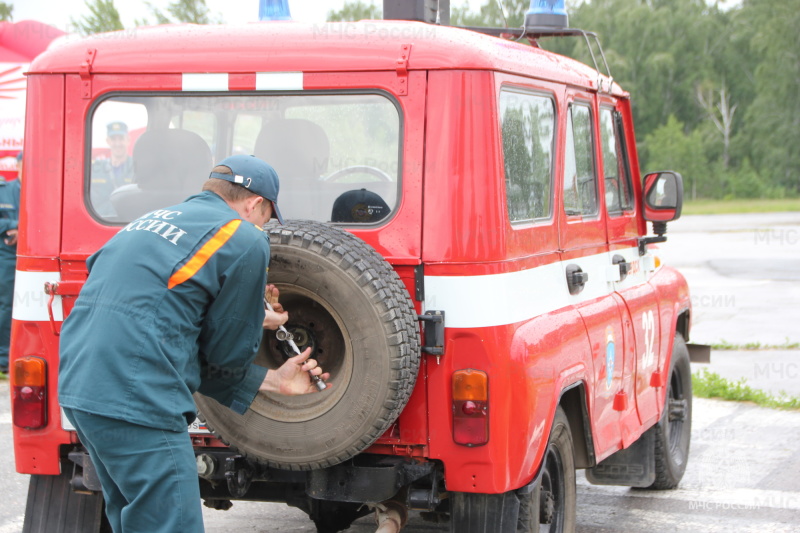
(646, 334, 692, 490)
(195, 220, 420, 470)
(23, 468, 112, 533)
(517, 407, 576, 532)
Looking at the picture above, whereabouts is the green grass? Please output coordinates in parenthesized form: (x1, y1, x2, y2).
(682, 198, 800, 215)
(692, 368, 800, 410)
(710, 339, 800, 350)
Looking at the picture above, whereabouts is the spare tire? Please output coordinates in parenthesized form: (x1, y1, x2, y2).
(194, 220, 421, 470)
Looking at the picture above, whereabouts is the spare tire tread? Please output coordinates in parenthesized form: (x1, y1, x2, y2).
(197, 220, 421, 471)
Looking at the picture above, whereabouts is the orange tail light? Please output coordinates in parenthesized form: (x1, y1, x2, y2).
(12, 357, 47, 429)
(452, 369, 488, 446)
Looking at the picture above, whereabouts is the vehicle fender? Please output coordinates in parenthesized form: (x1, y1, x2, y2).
(648, 266, 691, 415)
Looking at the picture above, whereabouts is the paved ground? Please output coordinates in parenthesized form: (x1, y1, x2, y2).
(198, 394, 800, 532)
(2, 212, 799, 532)
(657, 211, 800, 347)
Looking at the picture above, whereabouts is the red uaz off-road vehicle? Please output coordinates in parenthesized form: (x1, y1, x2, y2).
(12, 1, 698, 531)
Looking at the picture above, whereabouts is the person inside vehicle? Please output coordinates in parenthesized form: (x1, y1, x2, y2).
(0, 150, 21, 374)
(91, 121, 135, 217)
(59, 154, 330, 533)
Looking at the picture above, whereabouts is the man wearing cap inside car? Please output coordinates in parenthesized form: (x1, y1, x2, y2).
(59, 154, 330, 533)
(91, 121, 135, 217)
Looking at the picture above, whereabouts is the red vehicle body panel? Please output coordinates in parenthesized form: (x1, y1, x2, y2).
(12, 21, 690, 496)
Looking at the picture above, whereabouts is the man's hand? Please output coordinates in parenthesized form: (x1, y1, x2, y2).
(258, 347, 331, 395)
(4, 229, 17, 246)
(263, 284, 288, 330)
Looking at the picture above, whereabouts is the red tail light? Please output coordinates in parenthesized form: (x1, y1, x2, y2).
(12, 357, 47, 429)
(452, 369, 488, 446)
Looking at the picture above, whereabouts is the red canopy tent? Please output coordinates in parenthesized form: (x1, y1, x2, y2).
(0, 20, 65, 179)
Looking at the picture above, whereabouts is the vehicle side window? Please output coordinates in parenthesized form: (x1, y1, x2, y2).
(563, 103, 597, 217)
(499, 89, 555, 223)
(600, 108, 633, 214)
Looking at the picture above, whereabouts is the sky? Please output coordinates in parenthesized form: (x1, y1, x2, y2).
(9, 0, 485, 32)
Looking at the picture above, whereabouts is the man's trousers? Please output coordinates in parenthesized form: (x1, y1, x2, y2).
(62, 408, 204, 533)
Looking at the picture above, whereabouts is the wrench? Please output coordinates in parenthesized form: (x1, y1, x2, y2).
(265, 299, 327, 392)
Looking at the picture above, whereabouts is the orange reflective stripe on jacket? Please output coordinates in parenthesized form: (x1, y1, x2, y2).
(167, 219, 242, 289)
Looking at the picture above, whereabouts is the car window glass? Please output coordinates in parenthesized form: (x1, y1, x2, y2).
(499, 89, 555, 223)
(600, 107, 633, 214)
(563, 103, 597, 217)
(87, 94, 401, 225)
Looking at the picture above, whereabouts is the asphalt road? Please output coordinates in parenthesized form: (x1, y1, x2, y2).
(2, 212, 799, 532)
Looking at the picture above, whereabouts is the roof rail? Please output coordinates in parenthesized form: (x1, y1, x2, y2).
(457, 25, 614, 94)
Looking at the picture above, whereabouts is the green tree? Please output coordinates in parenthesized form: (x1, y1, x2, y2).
(141, 0, 222, 25)
(451, 0, 528, 27)
(327, 1, 381, 22)
(738, 0, 800, 193)
(0, 2, 13, 22)
(643, 115, 711, 199)
(72, 0, 124, 35)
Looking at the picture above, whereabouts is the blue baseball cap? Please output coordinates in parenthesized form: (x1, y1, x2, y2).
(209, 154, 284, 224)
(107, 121, 128, 137)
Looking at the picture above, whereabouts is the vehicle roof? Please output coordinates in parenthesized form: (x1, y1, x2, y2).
(31, 21, 623, 96)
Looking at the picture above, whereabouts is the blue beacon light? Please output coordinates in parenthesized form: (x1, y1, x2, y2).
(524, 0, 569, 29)
(259, 0, 292, 21)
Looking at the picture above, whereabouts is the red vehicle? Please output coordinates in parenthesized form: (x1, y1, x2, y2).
(12, 2, 696, 531)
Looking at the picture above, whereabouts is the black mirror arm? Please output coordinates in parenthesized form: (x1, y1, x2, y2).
(638, 235, 667, 256)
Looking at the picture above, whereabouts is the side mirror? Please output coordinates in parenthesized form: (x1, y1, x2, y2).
(643, 171, 683, 224)
(638, 171, 683, 255)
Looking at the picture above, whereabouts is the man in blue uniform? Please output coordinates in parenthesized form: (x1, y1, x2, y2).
(0, 151, 22, 374)
(59, 154, 329, 532)
(91, 121, 135, 217)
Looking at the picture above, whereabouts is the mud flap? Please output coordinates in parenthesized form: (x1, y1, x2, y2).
(449, 491, 520, 533)
(585, 427, 656, 487)
(23, 465, 109, 533)
(687, 343, 711, 363)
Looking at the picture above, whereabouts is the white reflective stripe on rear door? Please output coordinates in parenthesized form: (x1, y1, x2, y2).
(12, 270, 62, 321)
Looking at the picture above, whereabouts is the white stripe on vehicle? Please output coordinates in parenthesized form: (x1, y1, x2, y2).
(423, 248, 655, 329)
(182, 73, 229, 91)
(12, 270, 62, 322)
(256, 72, 303, 90)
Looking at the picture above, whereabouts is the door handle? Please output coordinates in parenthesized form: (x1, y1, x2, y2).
(566, 264, 589, 295)
(612, 254, 631, 281)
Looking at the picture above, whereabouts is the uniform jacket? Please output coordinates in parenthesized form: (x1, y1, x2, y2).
(90, 156, 135, 218)
(0, 177, 20, 257)
(59, 191, 270, 432)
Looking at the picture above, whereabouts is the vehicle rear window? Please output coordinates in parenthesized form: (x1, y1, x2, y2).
(499, 89, 555, 223)
(87, 93, 401, 225)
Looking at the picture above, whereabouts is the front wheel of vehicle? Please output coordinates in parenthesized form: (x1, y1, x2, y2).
(646, 334, 692, 490)
(517, 406, 576, 532)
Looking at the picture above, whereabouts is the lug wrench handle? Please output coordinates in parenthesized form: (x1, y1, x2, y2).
(264, 298, 327, 392)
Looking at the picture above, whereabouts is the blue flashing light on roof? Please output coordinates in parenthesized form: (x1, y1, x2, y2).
(259, 0, 292, 21)
(525, 0, 569, 29)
